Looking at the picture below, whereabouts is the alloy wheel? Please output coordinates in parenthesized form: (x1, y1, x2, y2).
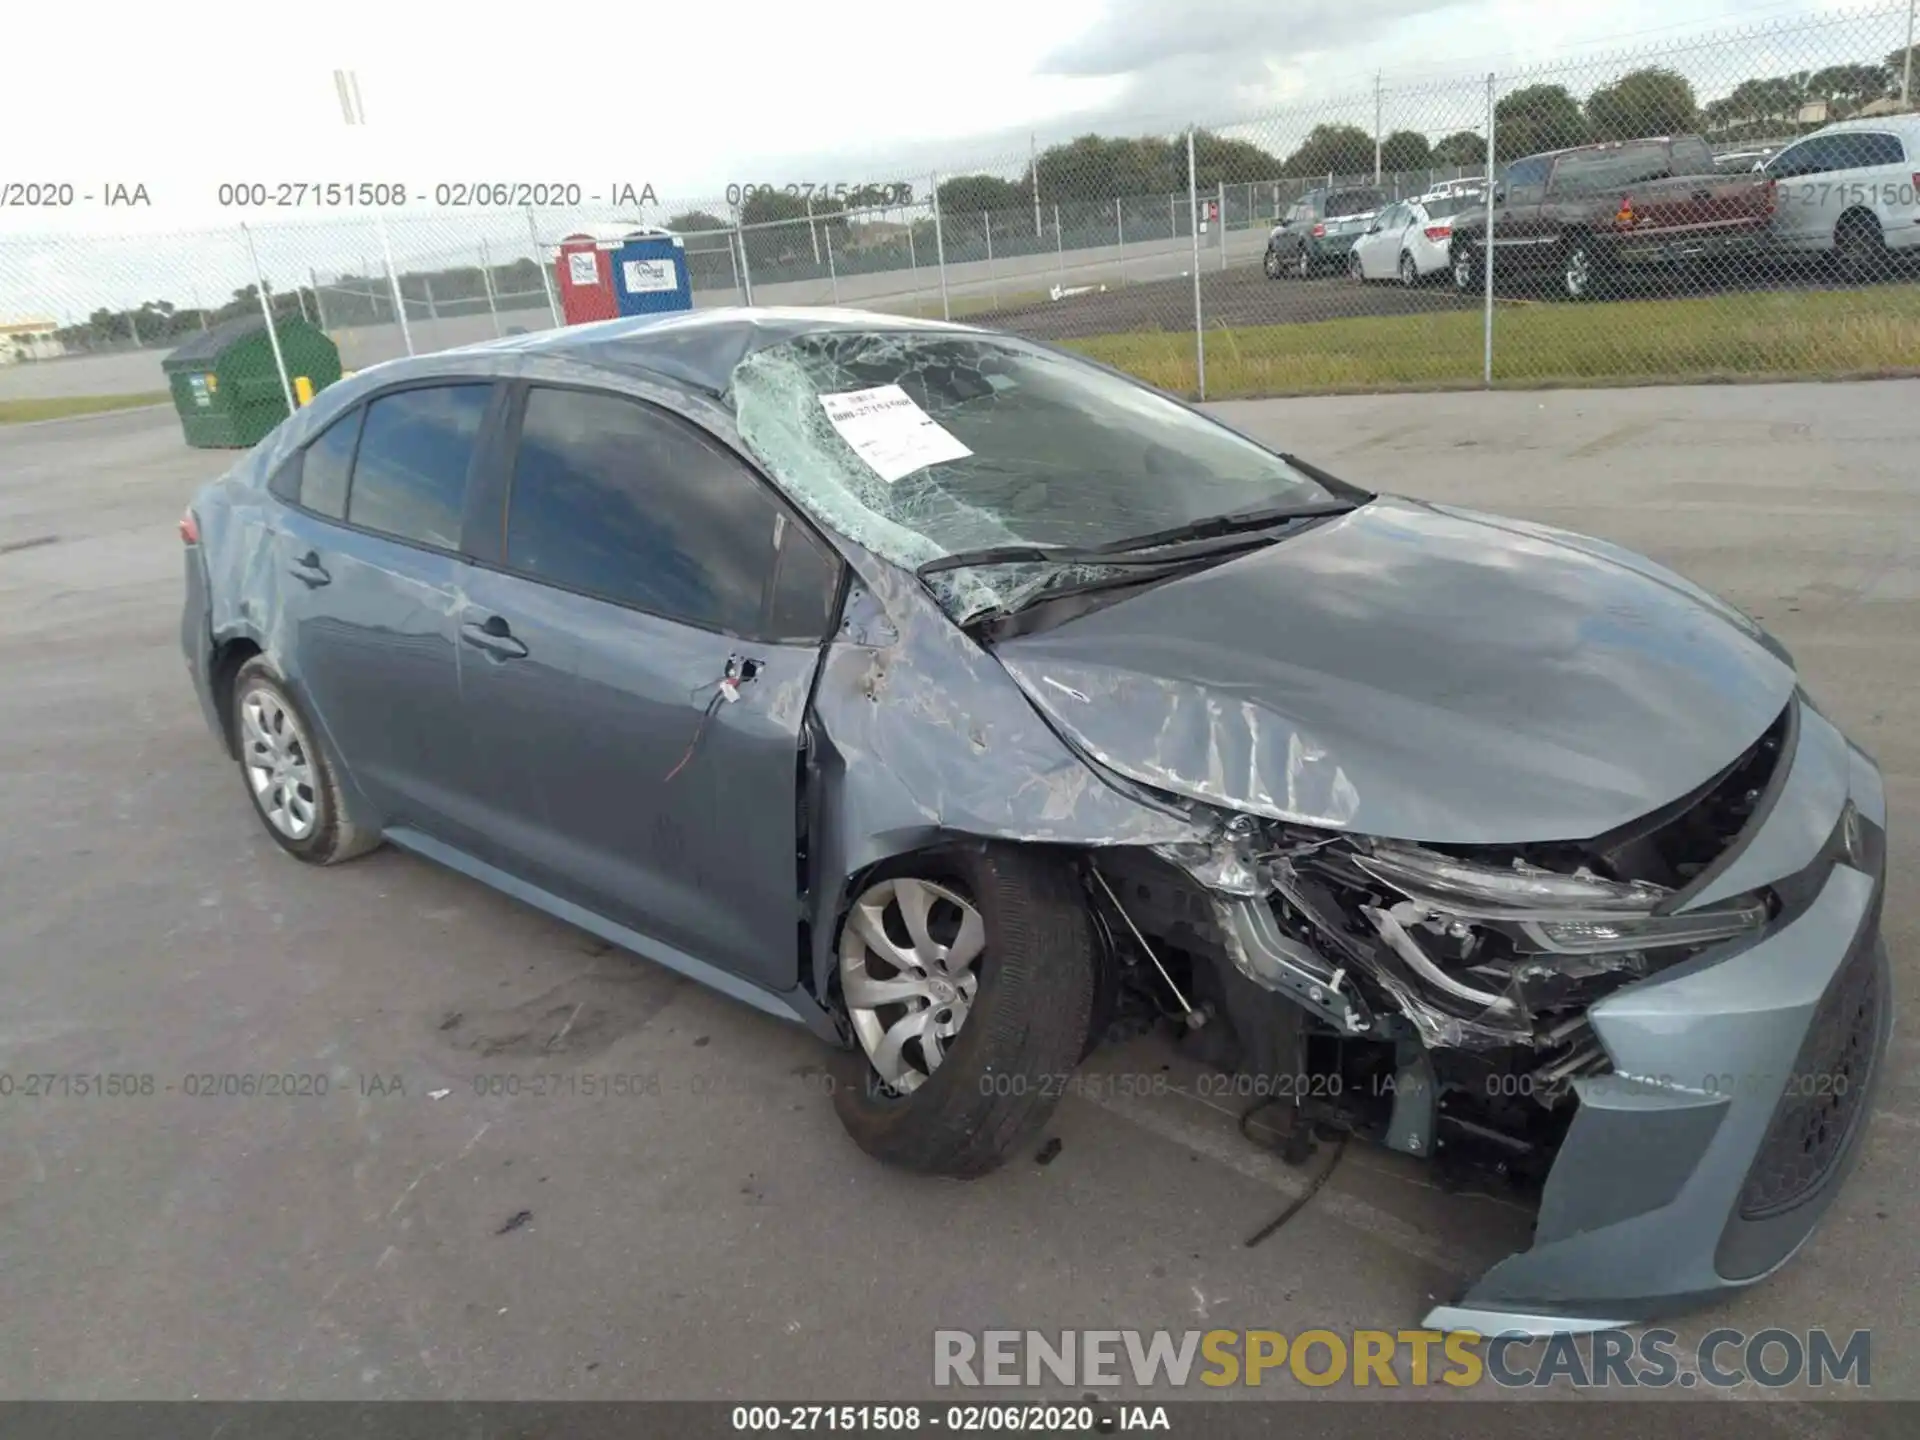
(1348, 252, 1365, 281)
(1263, 249, 1281, 279)
(840, 877, 985, 1095)
(1454, 250, 1474, 290)
(1400, 253, 1418, 287)
(1564, 246, 1591, 300)
(1296, 249, 1312, 280)
(240, 686, 319, 841)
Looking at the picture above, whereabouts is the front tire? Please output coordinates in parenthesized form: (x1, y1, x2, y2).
(1348, 251, 1366, 282)
(1452, 243, 1480, 292)
(1562, 238, 1600, 300)
(1399, 252, 1420, 287)
(1295, 248, 1313, 280)
(231, 658, 379, 865)
(1263, 247, 1282, 279)
(830, 845, 1096, 1178)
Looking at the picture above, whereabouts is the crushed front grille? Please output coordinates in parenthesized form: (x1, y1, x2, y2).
(1738, 933, 1881, 1219)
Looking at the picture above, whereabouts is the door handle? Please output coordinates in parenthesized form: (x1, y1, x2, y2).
(289, 550, 330, 587)
(459, 614, 528, 660)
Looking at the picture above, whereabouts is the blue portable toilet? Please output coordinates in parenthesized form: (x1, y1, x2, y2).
(611, 229, 693, 316)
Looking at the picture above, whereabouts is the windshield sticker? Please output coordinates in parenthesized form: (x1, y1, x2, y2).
(819, 385, 973, 483)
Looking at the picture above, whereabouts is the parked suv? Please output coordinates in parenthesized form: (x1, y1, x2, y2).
(1762, 115, 1920, 280)
(1450, 135, 1775, 299)
(1264, 186, 1387, 279)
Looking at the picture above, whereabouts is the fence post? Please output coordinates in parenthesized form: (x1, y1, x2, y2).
(376, 214, 415, 355)
(984, 211, 997, 307)
(241, 223, 298, 413)
(479, 240, 502, 337)
(127, 308, 141, 348)
(1053, 203, 1064, 290)
(1169, 191, 1176, 239)
(737, 225, 756, 306)
(1483, 72, 1497, 388)
(930, 171, 950, 321)
(825, 220, 839, 304)
(526, 209, 561, 329)
(422, 275, 438, 323)
(1218, 180, 1228, 270)
(309, 267, 329, 332)
(1187, 128, 1205, 401)
(1115, 197, 1125, 284)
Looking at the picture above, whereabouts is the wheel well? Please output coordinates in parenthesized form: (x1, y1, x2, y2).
(1836, 206, 1881, 240)
(208, 638, 262, 757)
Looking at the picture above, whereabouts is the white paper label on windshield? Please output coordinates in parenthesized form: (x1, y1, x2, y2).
(819, 385, 972, 483)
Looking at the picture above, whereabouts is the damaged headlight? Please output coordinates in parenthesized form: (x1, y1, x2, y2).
(1355, 843, 1768, 955)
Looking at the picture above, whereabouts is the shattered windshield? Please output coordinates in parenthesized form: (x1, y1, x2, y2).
(729, 330, 1341, 621)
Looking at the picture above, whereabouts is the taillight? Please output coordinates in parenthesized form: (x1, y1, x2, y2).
(179, 509, 199, 545)
(1311, 222, 1327, 237)
(1614, 195, 1635, 228)
(1424, 224, 1451, 242)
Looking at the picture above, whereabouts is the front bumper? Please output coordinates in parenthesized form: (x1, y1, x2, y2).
(1427, 698, 1892, 1334)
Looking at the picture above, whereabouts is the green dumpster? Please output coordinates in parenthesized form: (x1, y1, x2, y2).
(162, 316, 342, 448)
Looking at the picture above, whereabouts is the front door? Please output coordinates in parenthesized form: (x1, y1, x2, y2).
(457, 384, 843, 991)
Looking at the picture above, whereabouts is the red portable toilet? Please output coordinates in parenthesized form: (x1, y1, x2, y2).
(557, 232, 619, 325)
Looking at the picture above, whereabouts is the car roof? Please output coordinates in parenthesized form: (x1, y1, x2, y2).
(425, 306, 981, 396)
(1802, 113, 1920, 136)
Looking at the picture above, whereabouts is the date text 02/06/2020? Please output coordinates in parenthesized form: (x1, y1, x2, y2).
(208, 182, 658, 209)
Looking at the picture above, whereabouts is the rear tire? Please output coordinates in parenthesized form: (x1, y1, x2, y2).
(830, 845, 1096, 1179)
(1835, 211, 1887, 284)
(1296, 248, 1313, 280)
(1562, 238, 1602, 301)
(1399, 252, 1420, 288)
(1263, 247, 1282, 280)
(231, 658, 380, 865)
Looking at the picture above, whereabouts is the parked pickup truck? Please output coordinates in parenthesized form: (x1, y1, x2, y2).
(1450, 135, 1775, 298)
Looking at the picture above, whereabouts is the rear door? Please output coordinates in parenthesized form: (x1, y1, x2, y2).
(269, 382, 499, 845)
(456, 383, 843, 990)
(1353, 202, 1403, 277)
(1494, 157, 1552, 266)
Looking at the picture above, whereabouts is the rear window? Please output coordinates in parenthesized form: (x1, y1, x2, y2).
(1419, 193, 1481, 219)
(345, 385, 491, 550)
(1670, 137, 1717, 175)
(1551, 143, 1674, 194)
(1326, 189, 1384, 218)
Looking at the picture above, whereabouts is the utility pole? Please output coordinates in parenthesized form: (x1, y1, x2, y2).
(1904, 0, 1915, 109)
(1031, 132, 1042, 238)
(1374, 72, 1384, 184)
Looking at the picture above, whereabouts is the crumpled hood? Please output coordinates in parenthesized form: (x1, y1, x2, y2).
(992, 497, 1797, 844)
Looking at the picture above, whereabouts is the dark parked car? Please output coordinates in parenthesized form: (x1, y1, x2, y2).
(182, 309, 1889, 1334)
(1263, 186, 1388, 279)
(1450, 135, 1776, 298)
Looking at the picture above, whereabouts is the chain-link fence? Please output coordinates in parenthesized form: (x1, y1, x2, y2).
(3, 3, 1917, 413)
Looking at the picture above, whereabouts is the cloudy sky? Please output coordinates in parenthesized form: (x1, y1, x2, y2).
(0, 0, 1902, 311)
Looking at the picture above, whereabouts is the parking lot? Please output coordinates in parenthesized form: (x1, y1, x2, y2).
(2, 382, 1916, 1407)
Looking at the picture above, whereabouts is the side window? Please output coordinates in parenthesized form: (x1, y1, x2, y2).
(1670, 137, 1716, 175)
(505, 386, 808, 636)
(766, 515, 843, 642)
(1507, 158, 1549, 194)
(1830, 132, 1904, 169)
(278, 408, 362, 519)
(1774, 137, 1838, 179)
(346, 385, 491, 550)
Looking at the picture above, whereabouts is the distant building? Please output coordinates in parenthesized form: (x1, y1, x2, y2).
(0, 319, 64, 364)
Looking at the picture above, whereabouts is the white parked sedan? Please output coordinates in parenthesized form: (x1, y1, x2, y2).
(1347, 191, 1486, 286)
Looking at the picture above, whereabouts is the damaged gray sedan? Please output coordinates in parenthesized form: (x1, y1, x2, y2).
(180, 309, 1890, 1335)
